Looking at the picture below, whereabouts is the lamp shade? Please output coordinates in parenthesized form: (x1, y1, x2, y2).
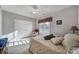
(70, 26, 79, 33)
(70, 26, 78, 30)
(34, 29, 39, 33)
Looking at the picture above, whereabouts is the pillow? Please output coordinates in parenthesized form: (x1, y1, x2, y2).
(0, 38, 8, 47)
(33, 35, 44, 40)
(44, 34, 55, 40)
(51, 37, 64, 45)
(62, 34, 79, 53)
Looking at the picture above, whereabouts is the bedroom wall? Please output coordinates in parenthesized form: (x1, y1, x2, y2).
(51, 6, 78, 36)
(35, 6, 78, 36)
(1, 6, 78, 36)
(78, 5, 79, 28)
(0, 6, 2, 36)
(2, 10, 36, 35)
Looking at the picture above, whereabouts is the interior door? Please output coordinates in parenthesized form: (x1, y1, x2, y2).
(15, 19, 33, 39)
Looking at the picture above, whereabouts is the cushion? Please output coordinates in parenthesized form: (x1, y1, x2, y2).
(51, 37, 64, 45)
(32, 35, 44, 40)
(62, 34, 79, 53)
(0, 38, 8, 48)
(44, 34, 55, 40)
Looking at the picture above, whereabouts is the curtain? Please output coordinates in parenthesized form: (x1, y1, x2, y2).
(38, 17, 52, 23)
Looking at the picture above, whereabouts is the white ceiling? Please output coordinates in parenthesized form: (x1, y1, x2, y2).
(1, 5, 73, 19)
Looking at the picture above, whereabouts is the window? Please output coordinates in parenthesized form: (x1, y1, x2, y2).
(39, 22, 50, 35)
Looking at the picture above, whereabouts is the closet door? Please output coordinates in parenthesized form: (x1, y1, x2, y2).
(15, 19, 33, 39)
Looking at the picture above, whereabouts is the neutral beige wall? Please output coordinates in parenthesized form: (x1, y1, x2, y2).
(2, 10, 36, 35)
(78, 6, 79, 28)
(35, 6, 78, 36)
(51, 6, 78, 36)
(1, 6, 78, 36)
(0, 6, 2, 36)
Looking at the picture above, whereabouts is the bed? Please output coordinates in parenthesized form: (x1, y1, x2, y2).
(29, 36, 66, 54)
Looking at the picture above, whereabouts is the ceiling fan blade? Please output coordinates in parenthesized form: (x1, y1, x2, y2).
(32, 5, 38, 9)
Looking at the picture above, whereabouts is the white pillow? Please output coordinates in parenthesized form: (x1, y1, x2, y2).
(51, 37, 64, 45)
(33, 35, 44, 40)
(62, 34, 79, 53)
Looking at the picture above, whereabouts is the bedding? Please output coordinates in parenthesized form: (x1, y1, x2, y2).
(29, 34, 79, 54)
(62, 34, 79, 53)
(51, 37, 64, 45)
(29, 36, 66, 54)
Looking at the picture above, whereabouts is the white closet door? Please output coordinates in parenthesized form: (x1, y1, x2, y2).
(15, 19, 33, 39)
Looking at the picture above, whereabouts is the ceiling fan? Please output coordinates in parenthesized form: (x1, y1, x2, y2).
(31, 5, 40, 14)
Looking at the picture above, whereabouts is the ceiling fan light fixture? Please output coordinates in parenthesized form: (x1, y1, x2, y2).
(31, 5, 40, 14)
(32, 11, 39, 14)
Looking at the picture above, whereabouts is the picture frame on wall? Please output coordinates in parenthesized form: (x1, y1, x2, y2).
(56, 20, 62, 25)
